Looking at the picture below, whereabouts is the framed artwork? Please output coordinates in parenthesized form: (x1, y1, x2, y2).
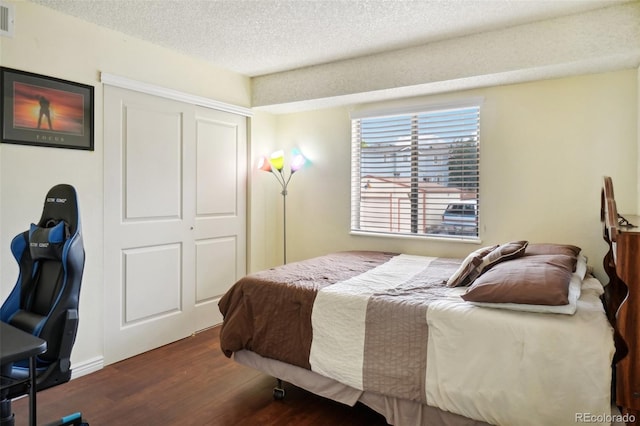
(1, 67, 94, 150)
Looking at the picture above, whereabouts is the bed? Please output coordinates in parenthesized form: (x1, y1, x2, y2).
(218, 243, 616, 426)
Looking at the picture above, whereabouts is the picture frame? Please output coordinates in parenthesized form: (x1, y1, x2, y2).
(1, 67, 94, 150)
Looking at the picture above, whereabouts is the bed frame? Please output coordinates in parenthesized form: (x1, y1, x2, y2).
(234, 349, 491, 425)
(601, 176, 638, 423)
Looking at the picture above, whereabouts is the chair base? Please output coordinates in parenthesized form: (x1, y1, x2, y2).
(1, 398, 15, 426)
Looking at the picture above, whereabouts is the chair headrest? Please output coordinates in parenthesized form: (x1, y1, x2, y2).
(37, 184, 80, 236)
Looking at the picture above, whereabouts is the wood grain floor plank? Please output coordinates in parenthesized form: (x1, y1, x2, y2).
(10, 326, 389, 425)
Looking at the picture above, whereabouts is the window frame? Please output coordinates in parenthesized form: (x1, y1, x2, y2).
(350, 99, 482, 242)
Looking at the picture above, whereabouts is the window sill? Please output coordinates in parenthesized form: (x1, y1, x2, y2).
(349, 230, 481, 244)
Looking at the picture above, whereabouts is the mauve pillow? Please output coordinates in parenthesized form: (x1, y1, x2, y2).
(461, 254, 575, 305)
(446, 245, 499, 288)
(525, 243, 581, 258)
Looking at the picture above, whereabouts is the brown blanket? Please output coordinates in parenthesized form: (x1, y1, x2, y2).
(219, 251, 398, 368)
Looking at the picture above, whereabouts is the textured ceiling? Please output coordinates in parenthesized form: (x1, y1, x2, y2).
(28, 0, 632, 77)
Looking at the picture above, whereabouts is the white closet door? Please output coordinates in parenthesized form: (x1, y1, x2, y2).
(103, 86, 246, 364)
(192, 106, 247, 331)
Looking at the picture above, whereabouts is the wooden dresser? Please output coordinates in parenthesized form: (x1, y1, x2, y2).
(613, 214, 640, 422)
(602, 177, 640, 423)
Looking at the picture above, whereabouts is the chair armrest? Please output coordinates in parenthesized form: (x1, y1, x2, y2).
(57, 309, 78, 373)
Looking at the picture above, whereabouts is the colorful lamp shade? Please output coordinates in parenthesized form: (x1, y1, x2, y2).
(290, 149, 307, 173)
(257, 155, 272, 172)
(269, 150, 285, 171)
(257, 149, 307, 175)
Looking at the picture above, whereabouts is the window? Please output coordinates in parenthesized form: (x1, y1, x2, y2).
(350, 101, 481, 240)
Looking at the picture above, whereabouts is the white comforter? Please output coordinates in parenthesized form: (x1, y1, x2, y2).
(309, 254, 615, 426)
(426, 277, 614, 426)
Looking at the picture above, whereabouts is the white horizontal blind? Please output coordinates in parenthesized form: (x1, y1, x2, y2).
(351, 103, 480, 240)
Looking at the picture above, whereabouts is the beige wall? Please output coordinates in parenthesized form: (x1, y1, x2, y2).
(253, 70, 638, 282)
(638, 64, 640, 213)
(247, 111, 280, 272)
(0, 1, 250, 371)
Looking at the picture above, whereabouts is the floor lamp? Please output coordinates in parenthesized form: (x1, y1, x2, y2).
(258, 149, 307, 264)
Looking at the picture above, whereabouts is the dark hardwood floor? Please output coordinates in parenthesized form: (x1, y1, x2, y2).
(10, 326, 389, 425)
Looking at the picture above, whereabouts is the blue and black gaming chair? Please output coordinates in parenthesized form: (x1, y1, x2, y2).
(0, 184, 87, 426)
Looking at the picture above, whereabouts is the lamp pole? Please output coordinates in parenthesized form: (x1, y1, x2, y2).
(274, 168, 292, 264)
(283, 187, 287, 264)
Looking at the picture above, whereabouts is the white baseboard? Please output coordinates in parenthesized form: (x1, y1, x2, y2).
(71, 356, 104, 380)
